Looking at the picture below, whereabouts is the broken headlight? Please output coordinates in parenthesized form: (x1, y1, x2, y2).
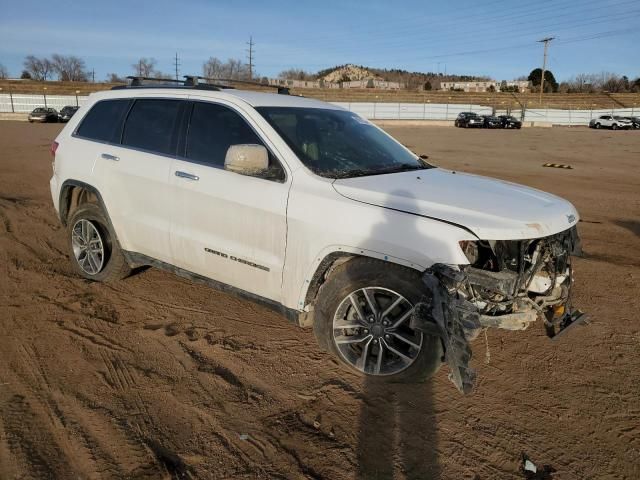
(459, 240, 479, 264)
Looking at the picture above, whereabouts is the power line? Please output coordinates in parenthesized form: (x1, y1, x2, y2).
(256, 26, 638, 70)
(299, 2, 640, 60)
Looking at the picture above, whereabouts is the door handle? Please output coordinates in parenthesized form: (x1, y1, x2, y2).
(101, 153, 120, 161)
(175, 171, 199, 181)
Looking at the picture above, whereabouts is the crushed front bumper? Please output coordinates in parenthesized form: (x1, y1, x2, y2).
(411, 227, 588, 394)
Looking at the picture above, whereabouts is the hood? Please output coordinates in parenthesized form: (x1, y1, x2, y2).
(332, 168, 579, 240)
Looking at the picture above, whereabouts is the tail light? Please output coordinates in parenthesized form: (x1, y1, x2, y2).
(50, 141, 59, 173)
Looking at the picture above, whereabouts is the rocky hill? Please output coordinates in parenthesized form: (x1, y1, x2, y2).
(319, 64, 381, 83)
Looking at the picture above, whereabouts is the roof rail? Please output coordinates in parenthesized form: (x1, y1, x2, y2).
(199, 76, 291, 95)
(110, 75, 292, 95)
(111, 76, 222, 91)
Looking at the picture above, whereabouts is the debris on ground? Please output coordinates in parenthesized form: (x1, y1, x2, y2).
(521, 453, 556, 479)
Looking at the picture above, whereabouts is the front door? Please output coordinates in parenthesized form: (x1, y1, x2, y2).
(169, 100, 290, 302)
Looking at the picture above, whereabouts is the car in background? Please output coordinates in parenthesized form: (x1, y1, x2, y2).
(28, 107, 59, 123)
(454, 112, 483, 128)
(589, 115, 632, 130)
(498, 115, 522, 129)
(622, 116, 640, 129)
(58, 106, 80, 123)
(481, 115, 501, 129)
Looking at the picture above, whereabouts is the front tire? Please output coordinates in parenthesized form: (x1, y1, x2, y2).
(67, 203, 132, 282)
(313, 258, 443, 383)
(612, 123, 618, 130)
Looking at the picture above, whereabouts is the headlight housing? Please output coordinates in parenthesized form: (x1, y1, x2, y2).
(459, 240, 479, 264)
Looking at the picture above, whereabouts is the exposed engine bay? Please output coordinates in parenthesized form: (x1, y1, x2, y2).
(411, 226, 588, 393)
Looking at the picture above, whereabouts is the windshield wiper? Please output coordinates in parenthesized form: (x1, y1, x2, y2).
(332, 163, 430, 179)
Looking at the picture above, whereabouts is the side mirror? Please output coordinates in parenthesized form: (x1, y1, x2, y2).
(224, 144, 268, 175)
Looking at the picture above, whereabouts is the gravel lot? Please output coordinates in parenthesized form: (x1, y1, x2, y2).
(1, 121, 639, 479)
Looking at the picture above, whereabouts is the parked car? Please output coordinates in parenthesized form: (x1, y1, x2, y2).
(622, 116, 640, 129)
(481, 115, 501, 129)
(454, 112, 483, 128)
(28, 107, 58, 123)
(589, 115, 632, 130)
(58, 106, 80, 123)
(498, 115, 522, 129)
(49, 85, 585, 392)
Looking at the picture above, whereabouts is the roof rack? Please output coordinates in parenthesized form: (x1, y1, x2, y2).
(111, 75, 291, 95)
(197, 76, 291, 95)
(111, 76, 226, 91)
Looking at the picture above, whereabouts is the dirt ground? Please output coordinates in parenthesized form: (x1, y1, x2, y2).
(0, 121, 638, 480)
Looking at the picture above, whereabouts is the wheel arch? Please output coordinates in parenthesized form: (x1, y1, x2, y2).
(60, 180, 136, 268)
(59, 180, 119, 240)
(299, 246, 426, 319)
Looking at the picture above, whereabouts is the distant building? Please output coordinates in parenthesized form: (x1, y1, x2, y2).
(438, 80, 531, 93)
(267, 78, 322, 89)
(439, 81, 498, 92)
(341, 79, 403, 89)
(267, 77, 404, 90)
(502, 80, 531, 93)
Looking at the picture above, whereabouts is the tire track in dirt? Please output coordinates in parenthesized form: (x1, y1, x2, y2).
(2, 394, 70, 479)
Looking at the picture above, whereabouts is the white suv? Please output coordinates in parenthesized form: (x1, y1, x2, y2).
(50, 82, 585, 392)
(589, 115, 632, 130)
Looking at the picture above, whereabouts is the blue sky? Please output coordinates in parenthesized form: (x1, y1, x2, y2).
(1, 0, 638, 81)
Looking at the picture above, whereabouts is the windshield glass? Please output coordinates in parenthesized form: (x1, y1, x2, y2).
(256, 107, 433, 178)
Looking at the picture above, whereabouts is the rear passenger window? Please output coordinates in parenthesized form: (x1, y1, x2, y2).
(122, 99, 181, 155)
(76, 99, 131, 143)
(186, 102, 264, 167)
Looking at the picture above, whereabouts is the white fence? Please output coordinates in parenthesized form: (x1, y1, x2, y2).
(0, 93, 89, 113)
(1, 93, 637, 126)
(334, 102, 638, 125)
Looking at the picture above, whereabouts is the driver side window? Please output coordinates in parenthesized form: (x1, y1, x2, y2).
(185, 102, 285, 181)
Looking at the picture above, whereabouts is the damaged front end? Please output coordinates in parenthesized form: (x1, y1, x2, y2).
(411, 226, 588, 394)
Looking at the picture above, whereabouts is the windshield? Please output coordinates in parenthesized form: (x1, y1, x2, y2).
(256, 107, 433, 178)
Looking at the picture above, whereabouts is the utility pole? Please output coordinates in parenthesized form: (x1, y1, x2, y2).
(246, 36, 255, 80)
(537, 37, 554, 105)
(91, 68, 95, 83)
(173, 52, 180, 81)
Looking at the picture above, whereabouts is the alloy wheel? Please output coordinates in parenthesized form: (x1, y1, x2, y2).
(71, 219, 105, 275)
(332, 287, 423, 376)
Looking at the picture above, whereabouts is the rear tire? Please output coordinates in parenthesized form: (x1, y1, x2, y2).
(313, 257, 443, 383)
(67, 203, 132, 282)
(612, 124, 618, 130)
(595, 123, 601, 129)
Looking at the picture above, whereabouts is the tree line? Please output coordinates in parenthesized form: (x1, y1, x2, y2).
(0, 55, 255, 83)
(2, 55, 639, 93)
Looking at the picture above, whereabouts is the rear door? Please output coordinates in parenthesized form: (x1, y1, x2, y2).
(90, 96, 187, 263)
(169, 99, 290, 302)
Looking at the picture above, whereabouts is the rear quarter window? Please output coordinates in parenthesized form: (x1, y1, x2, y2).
(75, 99, 132, 143)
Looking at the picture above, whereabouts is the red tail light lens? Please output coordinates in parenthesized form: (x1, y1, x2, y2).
(50, 141, 59, 173)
